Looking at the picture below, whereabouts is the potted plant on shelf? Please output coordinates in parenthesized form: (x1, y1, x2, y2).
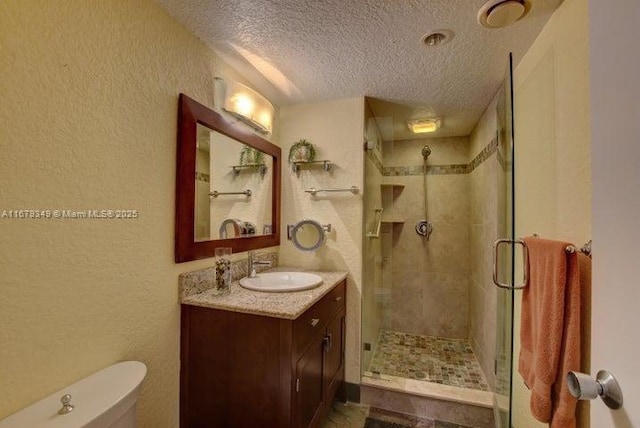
(239, 146, 265, 166)
(288, 139, 316, 164)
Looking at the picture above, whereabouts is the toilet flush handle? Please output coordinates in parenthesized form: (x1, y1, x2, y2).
(58, 394, 74, 415)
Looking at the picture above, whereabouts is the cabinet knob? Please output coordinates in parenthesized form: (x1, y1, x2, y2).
(310, 318, 320, 327)
(333, 296, 342, 302)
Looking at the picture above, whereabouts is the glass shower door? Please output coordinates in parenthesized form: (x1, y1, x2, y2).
(494, 53, 516, 428)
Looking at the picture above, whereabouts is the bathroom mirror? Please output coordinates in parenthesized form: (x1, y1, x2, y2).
(176, 93, 281, 262)
(194, 123, 272, 242)
(287, 219, 329, 252)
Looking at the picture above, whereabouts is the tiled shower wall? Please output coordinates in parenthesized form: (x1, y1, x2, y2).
(384, 137, 471, 339)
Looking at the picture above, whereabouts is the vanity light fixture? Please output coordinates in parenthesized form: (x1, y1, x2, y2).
(214, 78, 274, 135)
(407, 118, 441, 134)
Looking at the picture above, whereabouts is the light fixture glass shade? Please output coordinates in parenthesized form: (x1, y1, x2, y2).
(215, 79, 274, 134)
(407, 118, 441, 134)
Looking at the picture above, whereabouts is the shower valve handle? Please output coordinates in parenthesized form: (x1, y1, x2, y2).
(415, 220, 433, 240)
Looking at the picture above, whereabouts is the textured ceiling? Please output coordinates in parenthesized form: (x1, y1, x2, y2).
(155, 0, 562, 139)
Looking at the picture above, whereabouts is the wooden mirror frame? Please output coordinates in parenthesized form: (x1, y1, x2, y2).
(175, 93, 281, 263)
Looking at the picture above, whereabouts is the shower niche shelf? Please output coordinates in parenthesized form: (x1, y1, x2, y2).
(380, 183, 405, 223)
(380, 183, 405, 190)
(381, 217, 405, 224)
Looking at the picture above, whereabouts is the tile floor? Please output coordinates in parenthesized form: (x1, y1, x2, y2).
(320, 401, 474, 428)
(367, 330, 490, 391)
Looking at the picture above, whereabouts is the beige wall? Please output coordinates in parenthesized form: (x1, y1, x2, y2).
(384, 138, 471, 339)
(277, 98, 365, 384)
(0, 1, 278, 426)
(512, 0, 591, 425)
(468, 95, 499, 389)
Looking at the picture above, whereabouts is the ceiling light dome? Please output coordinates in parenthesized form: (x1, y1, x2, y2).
(478, 0, 531, 29)
(408, 118, 441, 134)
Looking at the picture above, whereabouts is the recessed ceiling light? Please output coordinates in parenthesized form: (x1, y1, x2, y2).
(478, 0, 531, 29)
(408, 118, 441, 134)
(421, 30, 454, 47)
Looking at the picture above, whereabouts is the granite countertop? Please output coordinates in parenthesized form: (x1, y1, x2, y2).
(180, 267, 348, 320)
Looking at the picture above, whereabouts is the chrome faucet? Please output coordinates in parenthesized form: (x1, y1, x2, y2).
(247, 251, 271, 278)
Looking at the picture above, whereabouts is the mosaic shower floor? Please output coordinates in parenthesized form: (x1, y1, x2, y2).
(368, 330, 490, 392)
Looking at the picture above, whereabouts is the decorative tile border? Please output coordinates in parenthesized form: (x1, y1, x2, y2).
(178, 251, 278, 299)
(372, 137, 498, 177)
(467, 137, 498, 174)
(195, 171, 210, 182)
(383, 163, 469, 176)
(382, 138, 498, 176)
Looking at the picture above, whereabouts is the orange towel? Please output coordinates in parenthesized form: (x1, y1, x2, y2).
(519, 236, 583, 427)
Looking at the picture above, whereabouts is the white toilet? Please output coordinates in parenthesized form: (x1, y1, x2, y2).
(0, 361, 147, 428)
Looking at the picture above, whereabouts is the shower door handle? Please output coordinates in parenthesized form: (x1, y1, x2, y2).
(492, 238, 528, 289)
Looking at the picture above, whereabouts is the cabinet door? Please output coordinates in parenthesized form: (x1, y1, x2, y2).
(295, 333, 325, 428)
(324, 313, 345, 400)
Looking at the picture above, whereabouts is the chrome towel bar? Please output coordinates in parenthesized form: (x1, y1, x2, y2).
(210, 189, 252, 198)
(305, 185, 360, 196)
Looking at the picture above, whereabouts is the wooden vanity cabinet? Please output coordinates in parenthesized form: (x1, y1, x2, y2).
(180, 279, 346, 428)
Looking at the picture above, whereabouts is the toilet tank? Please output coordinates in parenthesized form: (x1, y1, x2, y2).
(0, 361, 147, 428)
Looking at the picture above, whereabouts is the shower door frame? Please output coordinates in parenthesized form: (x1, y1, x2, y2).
(493, 52, 517, 428)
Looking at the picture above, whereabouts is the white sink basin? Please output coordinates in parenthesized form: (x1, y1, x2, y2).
(239, 272, 323, 292)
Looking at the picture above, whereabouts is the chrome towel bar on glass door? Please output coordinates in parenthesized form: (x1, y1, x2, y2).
(493, 238, 529, 290)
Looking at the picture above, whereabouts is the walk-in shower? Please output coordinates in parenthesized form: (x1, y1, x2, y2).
(362, 136, 489, 393)
(361, 92, 515, 426)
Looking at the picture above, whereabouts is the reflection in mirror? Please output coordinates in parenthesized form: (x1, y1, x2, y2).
(175, 93, 281, 262)
(218, 219, 256, 239)
(194, 123, 273, 242)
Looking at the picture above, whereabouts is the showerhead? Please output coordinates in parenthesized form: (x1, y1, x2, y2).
(422, 145, 432, 159)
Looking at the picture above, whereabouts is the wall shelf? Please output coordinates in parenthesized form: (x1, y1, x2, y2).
(230, 163, 267, 176)
(291, 160, 333, 173)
